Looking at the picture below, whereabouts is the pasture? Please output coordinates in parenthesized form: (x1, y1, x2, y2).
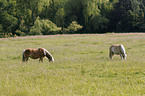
(0, 33, 145, 96)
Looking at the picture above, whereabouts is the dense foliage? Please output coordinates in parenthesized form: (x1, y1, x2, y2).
(0, 0, 145, 37)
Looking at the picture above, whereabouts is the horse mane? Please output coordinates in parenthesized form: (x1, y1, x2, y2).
(43, 48, 54, 62)
(119, 44, 126, 55)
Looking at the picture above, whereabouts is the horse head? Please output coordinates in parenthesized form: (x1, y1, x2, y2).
(43, 48, 54, 62)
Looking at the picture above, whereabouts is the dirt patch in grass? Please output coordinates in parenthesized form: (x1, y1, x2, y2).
(0, 33, 145, 40)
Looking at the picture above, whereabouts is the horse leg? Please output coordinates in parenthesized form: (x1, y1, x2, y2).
(22, 57, 28, 63)
(120, 53, 123, 60)
(26, 58, 29, 62)
(109, 52, 113, 60)
(22, 55, 27, 62)
(123, 54, 127, 60)
(22, 57, 26, 62)
(123, 56, 126, 60)
(39, 57, 43, 63)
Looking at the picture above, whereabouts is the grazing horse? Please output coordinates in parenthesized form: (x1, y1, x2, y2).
(22, 48, 54, 62)
(109, 44, 127, 60)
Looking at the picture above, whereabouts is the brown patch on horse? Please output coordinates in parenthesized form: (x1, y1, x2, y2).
(22, 48, 54, 62)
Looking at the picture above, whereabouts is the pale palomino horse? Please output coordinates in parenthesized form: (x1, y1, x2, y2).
(22, 48, 54, 62)
(109, 44, 127, 60)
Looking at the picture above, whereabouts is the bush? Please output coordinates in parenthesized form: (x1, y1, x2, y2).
(19, 19, 29, 33)
(29, 26, 42, 35)
(41, 19, 62, 35)
(30, 17, 61, 35)
(60, 28, 70, 34)
(0, 33, 13, 38)
(29, 17, 43, 35)
(15, 30, 26, 36)
(67, 21, 83, 33)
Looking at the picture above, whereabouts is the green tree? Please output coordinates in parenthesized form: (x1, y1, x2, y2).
(63, 0, 115, 33)
(117, 10, 144, 31)
(0, 0, 18, 34)
(39, 0, 67, 26)
(109, 0, 145, 32)
(16, 0, 50, 33)
(1, 12, 18, 33)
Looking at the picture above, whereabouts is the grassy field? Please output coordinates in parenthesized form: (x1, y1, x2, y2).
(0, 33, 145, 96)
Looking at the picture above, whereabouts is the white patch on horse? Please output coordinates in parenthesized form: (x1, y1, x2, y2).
(43, 48, 54, 62)
(109, 44, 127, 60)
(43, 48, 46, 56)
(22, 50, 25, 57)
(120, 44, 126, 54)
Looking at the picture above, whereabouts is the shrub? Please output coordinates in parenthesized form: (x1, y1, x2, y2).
(29, 26, 42, 35)
(67, 21, 83, 33)
(19, 19, 29, 33)
(30, 17, 62, 35)
(41, 19, 61, 35)
(15, 30, 26, 36)
(60, 28, 70, 34)
(0, 33, 13, 38)
(29, 17, 43, 35)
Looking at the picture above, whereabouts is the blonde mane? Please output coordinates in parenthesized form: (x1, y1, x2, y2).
(42, 48, 54, 62)
(109, 44, 127, 60)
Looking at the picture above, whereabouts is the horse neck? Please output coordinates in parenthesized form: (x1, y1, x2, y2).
(120, 45, 126, 54)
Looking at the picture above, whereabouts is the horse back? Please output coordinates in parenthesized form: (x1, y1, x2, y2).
(24, 48, 44, 59)
(24, 49, 31, 56)
(32, 48, 44, 59)
(110, 45, 120, 54)
(38, 48, 46, 56)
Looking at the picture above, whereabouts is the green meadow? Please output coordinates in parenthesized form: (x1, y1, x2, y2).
(0, 33, 145, 96)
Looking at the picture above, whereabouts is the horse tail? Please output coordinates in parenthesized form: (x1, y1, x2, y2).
(109, 46, 112, 59)
(43, 48, 54, 62)
(22, 50, 25, 62)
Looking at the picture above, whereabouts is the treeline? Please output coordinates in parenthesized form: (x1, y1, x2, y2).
(0, 0, 145, 37)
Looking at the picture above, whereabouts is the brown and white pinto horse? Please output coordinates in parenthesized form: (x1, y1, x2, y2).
(22, 48, 54, 62)
(109, 44, 127, 60)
